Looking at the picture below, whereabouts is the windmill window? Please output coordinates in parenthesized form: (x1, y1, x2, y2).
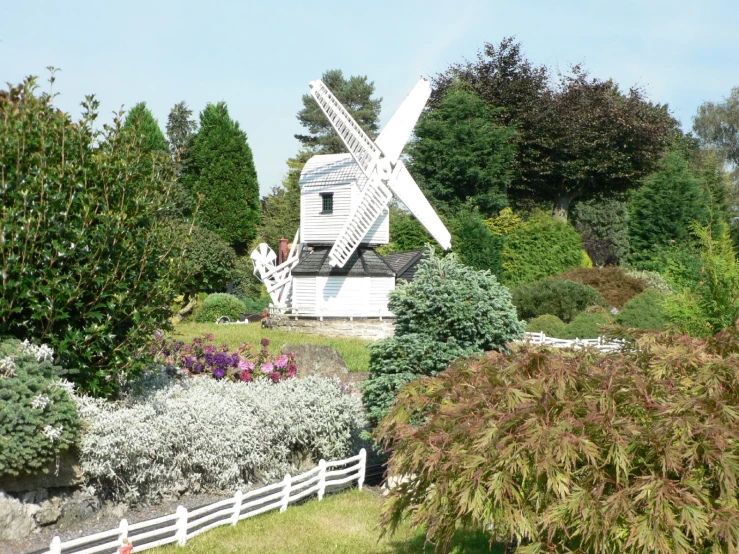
(320, 193, 334, 214)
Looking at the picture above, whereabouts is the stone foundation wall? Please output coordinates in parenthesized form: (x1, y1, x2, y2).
(263, 316, 395, 340)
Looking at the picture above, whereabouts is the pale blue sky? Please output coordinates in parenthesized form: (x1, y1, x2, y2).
(2, 0, 737, 195)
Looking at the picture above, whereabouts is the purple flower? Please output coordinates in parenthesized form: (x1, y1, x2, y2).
(182, 356, 195, 369)
(274, 354, 288, 369)
(261, 362, 274, 374)
(193, 363, 204, 374)
(239, 359, 255, 371)
(173, 341, 184, 351)
(261, 338, 270, 347)
(213, 367, 226, 380)
(213, 352, 229, 368)
(269, 371, 281, 383)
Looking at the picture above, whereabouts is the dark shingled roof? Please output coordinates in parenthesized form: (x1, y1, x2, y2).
(292, 247, 395, 277)
(384, 249, 428, 282)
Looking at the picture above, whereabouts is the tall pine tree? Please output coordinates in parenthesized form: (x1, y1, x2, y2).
(182, 102, 260, 253)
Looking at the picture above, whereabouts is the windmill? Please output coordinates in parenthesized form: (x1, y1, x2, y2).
(251, 77, 451, 317)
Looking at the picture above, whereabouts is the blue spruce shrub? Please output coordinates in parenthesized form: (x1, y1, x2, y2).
(363, 251, 523, 426)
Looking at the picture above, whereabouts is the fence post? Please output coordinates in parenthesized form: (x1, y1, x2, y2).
(280, 474, 291, 513)
(317, 459, 327, 501)
(49, 536, 61, 554)
(231, 490, 242, 526)
(175, 505, 188, 546)
(357, 448, 367, 491)
(118, 518, 128, 545)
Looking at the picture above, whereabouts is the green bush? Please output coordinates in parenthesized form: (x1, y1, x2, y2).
(180, 224, 237, 298)
(615, 289, 669, 330)
(362, 334, 474, 427)
(571, 197, 629, 266)
(242, 295, 271, 314)
(194, 293, 247, 323)
(623, 268, 674, 294)
(558, 266, 646, 309)
(503, 211, 585, 286)
(451, 210, 504, 276)
(377, 329, 739, 553)
(0, 78, 183, 396)
(363, 251, 524, 427)
(511, 277, 604, 323)
(525, 314, 567, 337)
(0, 339, 79, 477)
(561, 309, 611, 339)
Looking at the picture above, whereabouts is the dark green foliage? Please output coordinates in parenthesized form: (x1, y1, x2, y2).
(255, 151, 307, 251)
(122, 102, 169, 155)
(166, 101, 197, 165)
(296, 69, 381, 154)
(408, 84, 515, 217)
(225, 257, 264, 301)
(363, 251, 524, 427)
(571, 198, 629, 266)
(615, 288, 668, 330)
(629, 151, 711, 267)
(180, 225, 237, 298)
(362, 334, 475, 427)
(390, 252, 524, 351)
(182, 102, 260, 253)
(558, 266, 646, 309)
(0, 339, 78, 477)
(0, 78, 183, 396)
(511, 277, 604, 323)
(194, 293, 247, 323)
(561, 309, 610, 339)
(241, 294, 270, 314)
(378, 205, 433, 256)
(524, 314, 566, 337)
(503, 212, 585, 286)
(451, 210, 504, 276)
(434, 38, 677, 219)
(378, 329, 739, 553)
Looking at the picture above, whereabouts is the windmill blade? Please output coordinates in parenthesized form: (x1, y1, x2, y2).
(375, 79, 432, 164)
(328, 176, 393, 268)
(386, 161, 451, 250)
(309, 80, 382, 179)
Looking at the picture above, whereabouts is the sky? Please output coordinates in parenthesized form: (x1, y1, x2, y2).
(2, 0, 737, 196)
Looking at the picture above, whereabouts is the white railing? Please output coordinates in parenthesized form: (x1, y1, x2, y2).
(44, 449, 367, 554)
(519, 331, 627, 352)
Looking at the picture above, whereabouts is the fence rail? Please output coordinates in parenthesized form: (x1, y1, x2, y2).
(519, 331, 628, 352)
(44, 449, 367, 554)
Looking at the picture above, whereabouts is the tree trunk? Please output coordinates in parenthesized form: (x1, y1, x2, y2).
(552, 195, 571, 222)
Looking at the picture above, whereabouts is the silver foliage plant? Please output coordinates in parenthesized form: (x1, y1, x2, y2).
(74, 376, 365, 503)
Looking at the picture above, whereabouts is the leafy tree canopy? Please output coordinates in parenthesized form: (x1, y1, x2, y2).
(122, 101, 169, 155)
(408, 84, 515, 218)
(434, 38, 678, 219)
(693, 86, 739, 167)
(166, 101, 198, 165)
(182, 102, 260, 253)
(295, 69, 382, 154)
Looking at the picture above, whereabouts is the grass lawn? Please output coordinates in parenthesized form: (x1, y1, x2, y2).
(172, 322, 371, 373)
(150, 489, 501, 554)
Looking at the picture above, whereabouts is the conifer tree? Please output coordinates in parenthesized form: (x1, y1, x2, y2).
(182, 102, 260, 253)
(122, 102, 169, 155)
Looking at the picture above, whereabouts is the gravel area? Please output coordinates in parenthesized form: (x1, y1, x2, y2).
(2, 491, 232, 554)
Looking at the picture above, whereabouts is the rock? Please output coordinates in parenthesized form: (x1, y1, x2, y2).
(34, 503, 62, 526)
(0, 491, 37, 541)
(281, 344, 348, 378)
(60, 492, 101, 524)
(0, 452, 84, 492)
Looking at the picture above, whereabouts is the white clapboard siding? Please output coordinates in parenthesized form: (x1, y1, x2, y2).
(360, 205, 389, 244)
(292, 277, 316, 314)
(370, 277, 395, 317)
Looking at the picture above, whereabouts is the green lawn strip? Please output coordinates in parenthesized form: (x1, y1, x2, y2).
(172, 323, 371, 373)
(150, 489, 500, 554)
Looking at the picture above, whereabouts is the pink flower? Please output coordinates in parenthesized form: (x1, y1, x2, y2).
(261, 362, 274, 374)
(238, 359, 255, 371)
(261, 338, 270, 347)
(204, 345, 215, 354)
(205, 333, 215, 341)
(270, 371, 281, 383)
(239, 370, 253, 382)
(274, 354, 288, 369)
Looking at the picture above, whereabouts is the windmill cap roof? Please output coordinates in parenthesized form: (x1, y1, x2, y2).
(299, 153, 368, 190)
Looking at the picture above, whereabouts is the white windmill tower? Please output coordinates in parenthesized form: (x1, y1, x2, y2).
(251, 77, 451, 318)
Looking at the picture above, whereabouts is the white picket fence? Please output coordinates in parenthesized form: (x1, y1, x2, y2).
(43, 449, 367, 554)
(520, 331, 628, 352)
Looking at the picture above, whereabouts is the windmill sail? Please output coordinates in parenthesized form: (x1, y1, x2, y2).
(375, 79, 432, 164)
